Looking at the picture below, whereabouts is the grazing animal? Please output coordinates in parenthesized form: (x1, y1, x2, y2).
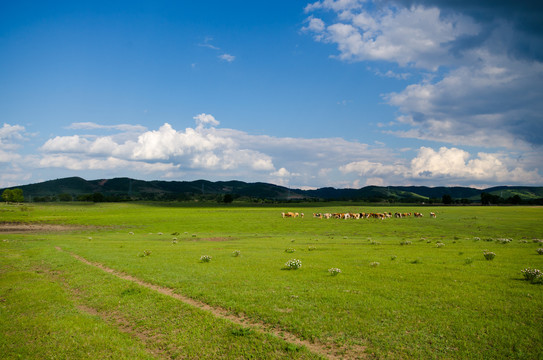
(430, 212, 436, 218)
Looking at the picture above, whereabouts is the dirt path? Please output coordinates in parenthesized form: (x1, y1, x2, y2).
(0, 222, 87, 233)
(56, 246, 366, 360)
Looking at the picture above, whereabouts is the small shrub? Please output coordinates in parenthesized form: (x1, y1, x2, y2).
(464, 258, 473, 265)
(537, 248, 543, 255)
(533, 239, 543, 244)
(231, 327, 253, 336)
(285, 248, 296, 253)
(369, 261, 380, 267)
(496, 238, 512, 244)
(139, 250, 151, 257)
(200, 255, 212, 263)
(370, 240, 381, 245)
(308, 246, 317, 251)
(400, 241, 412, 246)
(436, 242, 445, 248)
(411, 259, 422, 264)
(232, 250, 241, 257)
(121, 287, 141, 296)
(473, 237, 480, 241)
(483, 250, 496, 260)
(285, 259, 302, 270)
(172, 239, 178, 244)
(390, 255, 397, 261)
(157, 232, 163, 235)
(328, 267, 341, 276)
(521, 268, 542, 283)
(285, 343, 300, 352)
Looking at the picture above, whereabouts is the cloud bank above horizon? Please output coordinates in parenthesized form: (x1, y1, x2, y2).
(1, 113, 541, 189)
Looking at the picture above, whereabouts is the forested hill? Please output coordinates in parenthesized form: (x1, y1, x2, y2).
(2, 176, 543, 204)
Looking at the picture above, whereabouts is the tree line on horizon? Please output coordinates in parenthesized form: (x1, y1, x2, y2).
(3, 187, 541, 205)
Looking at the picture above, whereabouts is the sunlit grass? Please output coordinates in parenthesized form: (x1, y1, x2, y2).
(1, 202, 542, 358)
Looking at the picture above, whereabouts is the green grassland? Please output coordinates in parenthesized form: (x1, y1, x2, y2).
(1, 203, 542, 359)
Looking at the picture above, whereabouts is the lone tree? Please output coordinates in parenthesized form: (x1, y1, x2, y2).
(442, 194, 452, 205)
(2, 188, 24, 203)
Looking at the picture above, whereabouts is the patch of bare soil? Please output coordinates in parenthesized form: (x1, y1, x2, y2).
(200, 237, 233, 242)
(56, 246, 367, 360)
(0, 222, 85, 233)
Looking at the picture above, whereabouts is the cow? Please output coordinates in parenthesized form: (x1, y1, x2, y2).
(430, 212, 436, 218)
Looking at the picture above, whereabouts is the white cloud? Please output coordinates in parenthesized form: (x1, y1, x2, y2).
(198, 36, 220, 50)
(340, 159, 407, 177)
(271, 167, 291, 177)
(385, 52, 543, 148)
(0, 123, 26, 150)
(339, 146, 543, 185)
(302, 16, 326, 36)
(305, 0, 361, 13)
(365, 177, 384, 186)
(0, 149, 21, 163)
(38, 154, 179, 173)
(306, 4, 478, 70)
(304, 0, 543, 151)
(6, 112, 539, 188)
(38, 115, 275, 177)
(193, 113, 220, 128)
(219, 53, 235, 62)
(67, 122, 147, 132)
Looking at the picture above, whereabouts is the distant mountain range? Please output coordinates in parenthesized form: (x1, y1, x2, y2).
(3, 177, 543, 203)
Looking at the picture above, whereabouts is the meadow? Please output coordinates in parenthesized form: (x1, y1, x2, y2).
(1, 202, 542, 359)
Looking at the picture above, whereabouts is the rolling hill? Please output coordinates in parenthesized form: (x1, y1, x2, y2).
(2, 177, 542, 203)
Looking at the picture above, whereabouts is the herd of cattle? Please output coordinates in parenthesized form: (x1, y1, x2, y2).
(281, 211, 437, 219)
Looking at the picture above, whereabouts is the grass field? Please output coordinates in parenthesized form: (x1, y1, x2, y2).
(1, 202, 542, 359)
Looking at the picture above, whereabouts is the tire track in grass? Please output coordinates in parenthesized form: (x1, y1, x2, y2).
(56, 247, 366, 360)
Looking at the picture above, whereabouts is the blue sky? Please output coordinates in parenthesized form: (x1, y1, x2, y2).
(1, 0, 542, 189)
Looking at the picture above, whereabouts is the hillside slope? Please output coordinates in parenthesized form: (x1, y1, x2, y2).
(2, 177, 542, 203)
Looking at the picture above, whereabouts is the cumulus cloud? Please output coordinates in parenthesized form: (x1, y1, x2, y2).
(304, 0, 543, 149)
(193, 113, 220, 128)
(3, 113, 540, 188)
(305, 3, 478, 70)
(340, 146, 543, 185)
(39, 115, 276, 179)
(35, 114, 405, 187)
(0, 123, 26, 151)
